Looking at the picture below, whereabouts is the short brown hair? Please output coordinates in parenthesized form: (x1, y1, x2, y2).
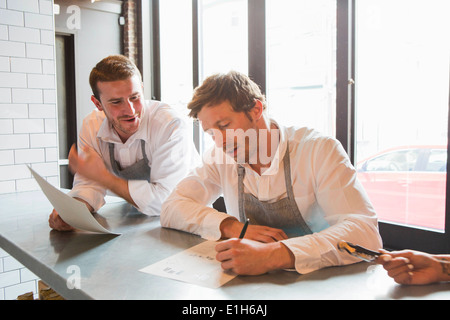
(187, 71, 266, 119)
(89, 55, 142, 100)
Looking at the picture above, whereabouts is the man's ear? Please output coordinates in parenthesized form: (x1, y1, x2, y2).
(252, 99, 264, 121)
(91, 95, 103, 111)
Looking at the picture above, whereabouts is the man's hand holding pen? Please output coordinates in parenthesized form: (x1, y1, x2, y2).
(215, 218, 295, 275)
(218, 217, 288, 242)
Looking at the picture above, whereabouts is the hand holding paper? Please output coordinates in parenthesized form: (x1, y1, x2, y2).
(49, 209, 75, 231)
(29, 166, 119, 235)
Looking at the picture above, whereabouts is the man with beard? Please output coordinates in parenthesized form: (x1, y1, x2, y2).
(161, 71, 382, 275)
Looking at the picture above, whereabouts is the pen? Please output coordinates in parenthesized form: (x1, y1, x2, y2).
(337, 240, 381, 262)
(239, 219, 249, 239)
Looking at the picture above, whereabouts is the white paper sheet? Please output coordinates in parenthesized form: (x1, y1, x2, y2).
(139, 240, 237, 288)
(29, 166, 119, 235)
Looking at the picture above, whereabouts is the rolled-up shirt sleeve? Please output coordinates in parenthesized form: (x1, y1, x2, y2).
(160, 157, 231, 240)
(67, 115, 107, 212)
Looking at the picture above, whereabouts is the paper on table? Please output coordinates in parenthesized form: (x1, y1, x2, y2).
(29, 166, 119, 235)
(139, 240, 237, 288)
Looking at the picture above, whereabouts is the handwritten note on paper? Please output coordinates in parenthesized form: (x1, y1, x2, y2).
(29, 166, 119, 235)
(139, 240, 237, 288)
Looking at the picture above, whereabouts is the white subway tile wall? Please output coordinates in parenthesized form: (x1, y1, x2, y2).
(0, 0, 57, 299)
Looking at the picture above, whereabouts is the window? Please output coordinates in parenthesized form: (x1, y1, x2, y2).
(426, 149, 447, 172)
(197, 0, 249, 152)
(199, 0, 248, 79)
(266, 0, 336, 136)
(355, 0, 449, 235)
(358, 147, 446, 231)
(148, 0, 449, 252)
(158, 0, 249, 154)
(159, 0, 193, 117)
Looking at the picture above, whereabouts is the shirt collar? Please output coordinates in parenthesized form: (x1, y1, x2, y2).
(260, 119, 287, 176)
(239, 119, 287, 176)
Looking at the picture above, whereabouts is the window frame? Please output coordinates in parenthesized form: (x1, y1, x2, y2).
(147, 0, 450, 253)
(55, 32, 77, 189)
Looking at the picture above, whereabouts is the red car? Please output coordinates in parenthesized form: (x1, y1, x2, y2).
(357, 146, 447, 231)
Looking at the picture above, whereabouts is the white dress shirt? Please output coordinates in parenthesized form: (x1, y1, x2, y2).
(68, 100, 200, 216)
(161, 122, 383, 274)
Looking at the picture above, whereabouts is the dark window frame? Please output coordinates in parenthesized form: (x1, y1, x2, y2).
(55, 33, 77, 189)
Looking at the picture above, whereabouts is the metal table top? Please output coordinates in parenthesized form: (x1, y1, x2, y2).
(1, 190, 449, 300)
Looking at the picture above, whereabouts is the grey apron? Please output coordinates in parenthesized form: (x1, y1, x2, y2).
(238, 141, 312, 237)
(108, 139, 151, 182)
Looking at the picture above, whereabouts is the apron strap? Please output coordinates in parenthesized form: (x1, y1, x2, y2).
(237, 166, 246, 223)
(283, 142, 312, 235)
(237, 141, 313, 235)
(140, 139, 149, 163)
(109, 142, 120, 175)
(108, 140, 151, 182)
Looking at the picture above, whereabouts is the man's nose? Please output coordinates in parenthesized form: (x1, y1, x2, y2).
(211, 129, 226, 148)
(124, 99, 136, 114)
